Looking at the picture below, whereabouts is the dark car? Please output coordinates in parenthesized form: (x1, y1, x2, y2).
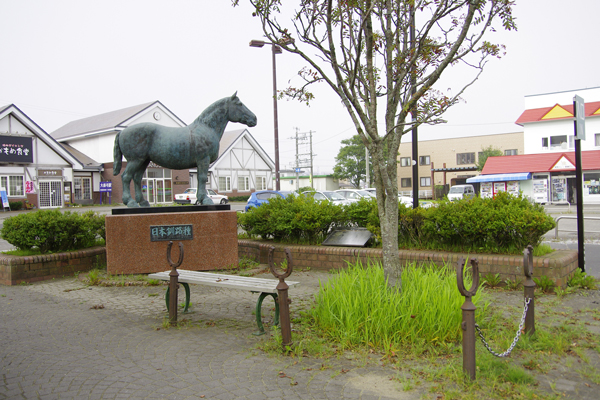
(245, 190, 292, 212)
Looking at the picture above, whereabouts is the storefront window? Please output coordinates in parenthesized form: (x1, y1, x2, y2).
(0, 175, 24, 196)
(584, 173, 600, 195)
(73, 177, 92, 200)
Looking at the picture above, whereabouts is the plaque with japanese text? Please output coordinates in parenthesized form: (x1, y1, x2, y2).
(150, 224, 193, 242)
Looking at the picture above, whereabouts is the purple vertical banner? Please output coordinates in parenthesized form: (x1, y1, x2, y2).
(99, 181, 112, 205)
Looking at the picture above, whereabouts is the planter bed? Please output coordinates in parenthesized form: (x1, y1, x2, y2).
(239, 240, 579, 288)
(0, 241, 578, 288)
(0, 247, 106, 285)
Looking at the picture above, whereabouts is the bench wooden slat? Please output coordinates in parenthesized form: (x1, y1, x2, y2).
(148, 270, 300, 294)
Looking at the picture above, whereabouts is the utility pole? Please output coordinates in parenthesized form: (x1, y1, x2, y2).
(309, 131, 314, 188)
(295, 128, 300, 191)
(290, 129, 316, 190)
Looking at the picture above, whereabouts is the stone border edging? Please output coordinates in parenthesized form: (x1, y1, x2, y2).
(239, 240, 578, 288)
(0, 247, 106, 285)
(0, 241, 578, 287)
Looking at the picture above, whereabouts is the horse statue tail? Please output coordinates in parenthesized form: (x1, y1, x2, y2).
(113, 132, 122, 176)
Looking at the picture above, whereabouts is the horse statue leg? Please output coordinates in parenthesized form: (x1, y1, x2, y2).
(121, 159, 146, 207)
(134, 160, 151, 207)
(196, 157, 214, 205)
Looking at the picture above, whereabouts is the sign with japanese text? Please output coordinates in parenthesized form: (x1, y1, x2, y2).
(26, 181, 35, 194)
(38, 169, 63, 177)
(0, 187, 8, 209)
(150, 224, 193, 242)
(0, 135, 33, 163)
(99, 181, 112, 192)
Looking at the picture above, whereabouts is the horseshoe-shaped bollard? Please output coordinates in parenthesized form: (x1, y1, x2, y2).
(268, 246, 293, 350)
(167, 241, 184, 325)
(457, 257, 479, 298)
(523, 245, 536, 335)
(457, 257, 480, 381)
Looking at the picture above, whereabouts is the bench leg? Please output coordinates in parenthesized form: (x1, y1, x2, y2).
(165, 282, 191, 313)
(253, 292, 279, 336)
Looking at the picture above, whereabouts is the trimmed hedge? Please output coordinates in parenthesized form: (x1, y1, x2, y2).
(228, 195, 250, 202)
(0, 209, 106, 253)
(8, 201, 23, 211)
(238, 193, 345, 243)
(238, 191, 556, 254)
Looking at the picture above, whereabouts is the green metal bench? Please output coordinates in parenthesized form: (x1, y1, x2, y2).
(147, 269, 300, 335)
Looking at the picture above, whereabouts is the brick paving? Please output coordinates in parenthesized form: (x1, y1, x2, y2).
(0, 270, 425, 400)
(1, 268, 599, 399)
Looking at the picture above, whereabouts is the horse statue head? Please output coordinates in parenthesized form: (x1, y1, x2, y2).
(228, 92, 257, 127)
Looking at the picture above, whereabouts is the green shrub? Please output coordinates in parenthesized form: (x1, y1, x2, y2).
(238, 193, 345, 244)
(8, 201, 23, 211)
(421, 192, 555, 253)
(0, 209, 106, 253)
(228, 195, 250, 202)
(533, 275, 556, 293)
(342, 197, 378, 228)
(238, 190, 555, 254)
(568, 269, 597, 290)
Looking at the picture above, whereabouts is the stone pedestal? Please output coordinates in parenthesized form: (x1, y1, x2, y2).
(105, 206, 238, 274)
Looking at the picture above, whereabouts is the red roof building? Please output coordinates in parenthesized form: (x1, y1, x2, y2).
(482, 151, 600, 175)
(471, 88, 600, 204)
(515, 101, 600, 125)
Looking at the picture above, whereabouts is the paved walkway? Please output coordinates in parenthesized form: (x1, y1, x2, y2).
(2, 268, 600, 399)
(0, 270, 427, 400)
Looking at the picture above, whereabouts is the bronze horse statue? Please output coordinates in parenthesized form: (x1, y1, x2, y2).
(113, 93, 257, 207)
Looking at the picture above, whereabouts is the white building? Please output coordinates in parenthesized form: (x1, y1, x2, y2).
(0, 104, 101, 209)
(191, 129, 275, 196)
(520, 87, 600, 154)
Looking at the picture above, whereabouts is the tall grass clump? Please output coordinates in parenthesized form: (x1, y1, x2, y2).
(308, 260, 487, 354)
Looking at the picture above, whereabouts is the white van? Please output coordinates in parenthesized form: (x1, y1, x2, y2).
(447, 184, 475, 201)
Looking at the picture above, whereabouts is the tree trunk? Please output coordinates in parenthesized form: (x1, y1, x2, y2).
(370, 140, 402, 287)
(380, 190, 401, 286)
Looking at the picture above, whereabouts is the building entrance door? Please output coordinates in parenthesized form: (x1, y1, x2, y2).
(143, 179, 157, 204)
(39, 180, 63, 208)
(142, 178, 169, 204)
(142, 168, 173, 205)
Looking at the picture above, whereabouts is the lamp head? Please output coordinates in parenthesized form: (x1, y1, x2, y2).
(249, 40, 265, 48)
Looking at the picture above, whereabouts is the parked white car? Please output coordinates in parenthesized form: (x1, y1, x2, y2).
(447, 184, 475, 201)
(301, 190, 352, 205)
(174, 188, 229, 205)
(334, 189, 376, 203)
(364, 188, 413, 206)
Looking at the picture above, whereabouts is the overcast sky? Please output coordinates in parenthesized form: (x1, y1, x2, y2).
(1, 0, 598, 174)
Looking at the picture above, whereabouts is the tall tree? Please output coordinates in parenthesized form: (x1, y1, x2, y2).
(477, 145, 503, 171)
(234, 0, 516, 284)
(333, 134, 370, 188)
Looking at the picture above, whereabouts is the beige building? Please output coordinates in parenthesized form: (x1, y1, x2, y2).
(397, 132, 524, 198)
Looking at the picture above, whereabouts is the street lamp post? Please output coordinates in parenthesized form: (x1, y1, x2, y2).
(250, 39, 282, 191)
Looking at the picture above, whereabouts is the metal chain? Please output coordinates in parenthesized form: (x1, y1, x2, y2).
(474, 297, 531, 357)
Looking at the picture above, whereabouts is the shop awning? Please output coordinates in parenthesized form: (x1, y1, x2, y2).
(466, 172, 531, 183)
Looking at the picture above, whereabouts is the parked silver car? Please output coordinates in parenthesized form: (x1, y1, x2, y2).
(334, 189, 376, 203)
(301, 190, 351, 205)
(364, 188, 413, 206)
